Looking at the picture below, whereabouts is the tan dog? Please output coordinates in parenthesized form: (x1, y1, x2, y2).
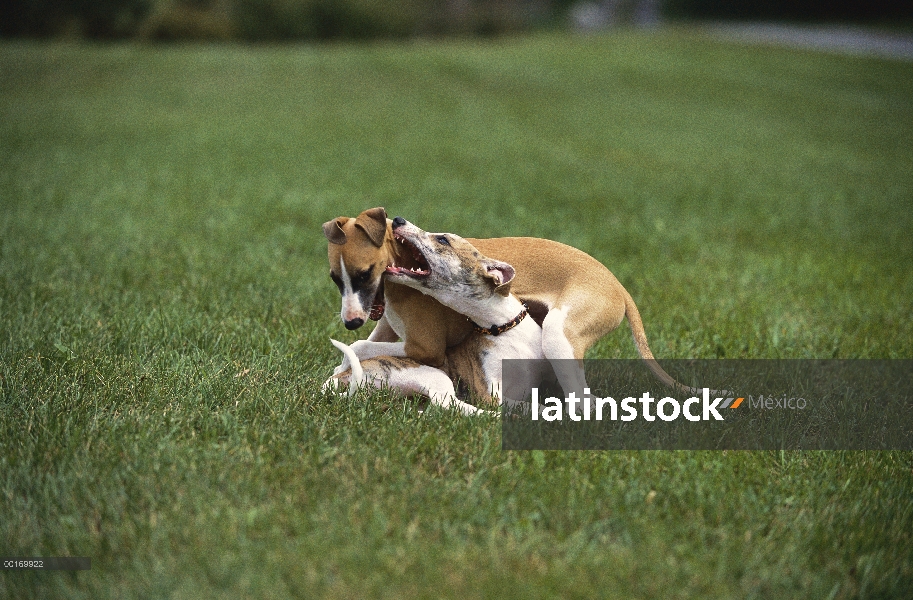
(323, 207, 684, 395)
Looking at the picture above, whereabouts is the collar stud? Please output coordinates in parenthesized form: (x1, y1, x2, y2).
(471, 303, 529, 337)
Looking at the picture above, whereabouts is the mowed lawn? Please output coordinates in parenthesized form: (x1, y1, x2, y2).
(1, 29, 912, 598)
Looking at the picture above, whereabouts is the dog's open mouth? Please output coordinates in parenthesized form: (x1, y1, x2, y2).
(369, 285, 385, 321)
(385, 232, 430, 278)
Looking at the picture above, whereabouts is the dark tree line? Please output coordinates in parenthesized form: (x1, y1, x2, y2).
(1, 0, 909, 41)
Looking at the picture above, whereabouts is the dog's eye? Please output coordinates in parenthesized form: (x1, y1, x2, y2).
(330, 272, 343, 292)
(353, 269, 372, 285)
(436, 235, 451, 246)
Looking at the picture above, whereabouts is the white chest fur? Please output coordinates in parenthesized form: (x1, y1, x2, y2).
(383, 296, 407, 340)
(480, 317, 544, 400)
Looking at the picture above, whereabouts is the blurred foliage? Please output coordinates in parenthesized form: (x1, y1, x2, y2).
(233, 0, 431, 41)
(1, 0, 152, 38)
(1, 0, 910, 41)
(137, 1, 235, 41)
(1, 0, 558, 41)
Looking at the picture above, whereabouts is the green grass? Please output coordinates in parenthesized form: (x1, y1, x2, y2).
(1, 28, 912, 598)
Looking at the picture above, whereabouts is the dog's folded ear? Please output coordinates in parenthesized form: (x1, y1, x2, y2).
(355, 207, 387, 248)
(323, 217, 349, 245)
(485, 260, 516, 296)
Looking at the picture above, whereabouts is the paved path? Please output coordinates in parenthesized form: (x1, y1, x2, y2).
(704, 23, 913, 61)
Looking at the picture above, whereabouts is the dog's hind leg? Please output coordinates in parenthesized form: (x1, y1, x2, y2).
(541, 298, 626, 418)
(540, 305, 590, 396)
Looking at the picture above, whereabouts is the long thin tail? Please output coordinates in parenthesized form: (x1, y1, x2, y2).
(330, 339, 365, 397)
(623, 291, 727, 397)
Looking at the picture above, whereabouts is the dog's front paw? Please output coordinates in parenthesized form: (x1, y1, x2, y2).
(321, 375, 343, 395)
(332, 354, 352, 376)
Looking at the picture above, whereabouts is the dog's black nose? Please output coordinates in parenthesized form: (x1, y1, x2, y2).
(344, 318, 365, 330)
(392, 216, 406, 229)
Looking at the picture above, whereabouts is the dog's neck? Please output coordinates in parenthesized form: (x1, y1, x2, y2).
(451, 292, 526, 331)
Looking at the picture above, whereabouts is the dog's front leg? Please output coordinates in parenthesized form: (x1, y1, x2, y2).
(331, 316, 401, 376)
(430, 393, 496, 417)
(367, 363, 495, 417)
(366, 315, 398, 343)
(333, 340, 408, 376)
(417, 372, 496, 417)
(385, 366, 493, 417)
